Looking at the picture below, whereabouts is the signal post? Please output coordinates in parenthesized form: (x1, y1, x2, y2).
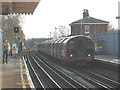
(12, 27, 19, 57)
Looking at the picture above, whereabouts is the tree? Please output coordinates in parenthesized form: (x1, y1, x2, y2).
(2, 14, 25, 42)
(107, 24, 115, 32)
(53, 25, 70, 39)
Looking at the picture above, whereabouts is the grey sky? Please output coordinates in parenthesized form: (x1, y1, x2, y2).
(23, 0, 119, 39)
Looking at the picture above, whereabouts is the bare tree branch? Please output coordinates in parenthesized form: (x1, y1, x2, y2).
(53, 25, 70, 39)
(107, 24, 115, 32)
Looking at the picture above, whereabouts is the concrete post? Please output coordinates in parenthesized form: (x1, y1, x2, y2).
(118, 1, 120, 29)
(0, 1, 2, 89)
(0, 25, 2, 90)
(0, 29, 2, 63)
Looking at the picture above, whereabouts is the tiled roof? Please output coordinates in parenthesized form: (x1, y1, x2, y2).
(70, 16, 109, 25)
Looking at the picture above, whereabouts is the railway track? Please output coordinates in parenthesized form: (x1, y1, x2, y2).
(65, 67, 119, 89)
(36, 52, 119, 89)
(24, 51, 119, 89)
(24, 52, 89, 89)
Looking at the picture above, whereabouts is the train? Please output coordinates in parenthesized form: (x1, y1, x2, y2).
(38, 35, 95, 63)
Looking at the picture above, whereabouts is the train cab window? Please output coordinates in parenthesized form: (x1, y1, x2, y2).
(67, 40, 75, 51)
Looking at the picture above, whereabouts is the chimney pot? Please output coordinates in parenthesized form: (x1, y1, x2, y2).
(83, 9, 89, 18)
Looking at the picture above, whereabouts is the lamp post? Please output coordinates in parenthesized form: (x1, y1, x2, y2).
(80, 17, 82, 35)
(116, 16, 120, 29)
(81, 20, 82, 35)
(116, 2, 120, 29)
(50, 32, 52, 38)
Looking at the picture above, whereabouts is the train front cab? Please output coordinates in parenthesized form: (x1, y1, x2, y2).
(65, 36, 95, 63)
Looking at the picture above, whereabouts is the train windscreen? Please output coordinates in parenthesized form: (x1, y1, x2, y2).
(67, 37, 94, 58)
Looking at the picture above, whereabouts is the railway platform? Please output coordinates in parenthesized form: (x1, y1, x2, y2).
(95, 55, 120, 64)
(0, 52, 30, 89)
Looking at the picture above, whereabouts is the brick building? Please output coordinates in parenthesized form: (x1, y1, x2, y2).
(70, 9, 109, 36)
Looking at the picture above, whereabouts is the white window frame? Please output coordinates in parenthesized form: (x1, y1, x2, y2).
(85, 25, 90, 34)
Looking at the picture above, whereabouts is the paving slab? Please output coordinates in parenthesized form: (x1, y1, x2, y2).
(1, 54, 30, 89)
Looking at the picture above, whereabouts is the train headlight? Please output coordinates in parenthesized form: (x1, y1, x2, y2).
(70, 54, 73, 57)
(88, 54, 91, 57)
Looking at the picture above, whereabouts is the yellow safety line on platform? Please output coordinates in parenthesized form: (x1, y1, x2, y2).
(20, 58, 26, 89)
(16, 83, 30, 85)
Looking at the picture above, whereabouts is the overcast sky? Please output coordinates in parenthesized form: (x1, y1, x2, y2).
(22, 0, 119, 39)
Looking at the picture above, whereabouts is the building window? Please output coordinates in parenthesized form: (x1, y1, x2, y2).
(85, 25, 90, 34)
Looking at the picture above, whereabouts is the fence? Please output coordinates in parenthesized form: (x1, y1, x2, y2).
(90, 30, 120, 56)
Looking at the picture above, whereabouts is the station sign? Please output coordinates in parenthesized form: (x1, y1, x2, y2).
(12, 43, 18, 57)
(95, 43, 103, 52)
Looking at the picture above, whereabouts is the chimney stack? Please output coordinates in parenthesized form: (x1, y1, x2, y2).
(83, 9, 89, 18)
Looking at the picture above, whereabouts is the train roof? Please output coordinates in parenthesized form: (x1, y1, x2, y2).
(41, 35, 91, 44)
(62, 35, 90, 44)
